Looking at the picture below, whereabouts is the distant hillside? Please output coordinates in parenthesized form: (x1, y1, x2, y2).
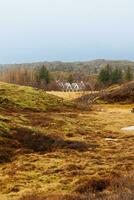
(1, 59, 134, 74)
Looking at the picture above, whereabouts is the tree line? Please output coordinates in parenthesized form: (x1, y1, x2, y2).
(0, 64, 133, 91)
(0, 65, 52, 89)
(98, 64, 133, 86)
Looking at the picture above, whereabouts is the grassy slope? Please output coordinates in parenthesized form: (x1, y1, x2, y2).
(100, 81, 134, 103)
(75, 81, 134, 105)
(0, 83, 134, 200)
(0, 82, 71, 112)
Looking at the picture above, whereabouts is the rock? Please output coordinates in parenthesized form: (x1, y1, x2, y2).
(121, 126, 134, 131)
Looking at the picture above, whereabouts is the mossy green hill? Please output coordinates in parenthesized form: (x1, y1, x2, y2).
(0, 82, 70, 111)
(0, 82, 72, 164)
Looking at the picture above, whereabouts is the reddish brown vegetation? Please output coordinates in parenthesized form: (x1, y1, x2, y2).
(100, 81, 134, 103)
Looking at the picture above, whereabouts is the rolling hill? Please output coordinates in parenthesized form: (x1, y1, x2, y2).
(0, 82, 70, 112)
(75, 81, 134, 105)
(1, 59, 134, 74)
(0, 82, 134, 200)
(100, 81, 134, 103)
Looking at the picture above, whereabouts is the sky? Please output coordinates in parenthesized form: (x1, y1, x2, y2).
(0, 0, 134, 64)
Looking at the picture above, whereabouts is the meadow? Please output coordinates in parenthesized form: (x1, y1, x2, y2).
(0, 83, 134, 200)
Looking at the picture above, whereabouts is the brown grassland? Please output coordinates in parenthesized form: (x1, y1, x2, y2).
(0, 82, 134, 200)
(46, 92, 92, 101)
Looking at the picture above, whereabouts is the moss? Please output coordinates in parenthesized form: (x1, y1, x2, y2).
(0, 121, 10, 133)
(0, 115, 10, 121)
(0, 82, 70, 111)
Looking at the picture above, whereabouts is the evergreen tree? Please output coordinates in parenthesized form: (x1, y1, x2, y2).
(39, 65, 50, 84)
(125, 66, 133, 81)
(98, 64, 111, 85)
(111, 68, 122, 84)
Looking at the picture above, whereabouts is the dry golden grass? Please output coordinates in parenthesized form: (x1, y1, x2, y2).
(0, 103, 134, 200)
(46, 91, 92, 100)
(0, 83, 134, 200)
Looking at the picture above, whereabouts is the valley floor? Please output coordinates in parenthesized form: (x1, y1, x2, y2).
(47, 91, 93, 100)
(0, 104, 134, 199)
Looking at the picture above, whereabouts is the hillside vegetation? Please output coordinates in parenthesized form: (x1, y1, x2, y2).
(75, 81, 134, 105)
(0, 82, 70, 112)
(0, 60, 133, 93)
(1, 59, 134, 73)
(0, 82, 134, 200)
(100, 81, 134, 103)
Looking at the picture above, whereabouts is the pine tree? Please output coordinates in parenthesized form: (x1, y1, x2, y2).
(125, 66, 133, 81)
(39, 65, 50, 84)
(111, 68, 122, 84)
(98, 64, 111, 85)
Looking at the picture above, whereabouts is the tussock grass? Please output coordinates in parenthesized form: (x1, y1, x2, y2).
(0, 82, 134, 199)
(100, 81, 134, 103)
(47, 91, 92, 101)
(18, 174, 134, 199)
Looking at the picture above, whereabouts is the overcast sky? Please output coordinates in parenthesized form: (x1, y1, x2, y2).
(0, 0, 134, 64)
